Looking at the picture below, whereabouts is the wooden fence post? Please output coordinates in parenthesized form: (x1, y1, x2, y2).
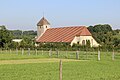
(35, 49, 37, 55)
(84, 51, 87, 60)
(0, 49, 1, 54)
(86, 50, 88, 60)
(49, 49, 52, 57)
(76, 51, 79, 60)
(22, 48, 24, 55)
(59, 60, 62, 80)
(112, 50, 115, 60)
(16, 48, 18, 55)
(6, 49, 7, 53)
(10, 49, 11, 54)
(28, 48, 30, 55)
(42, 50, 43, 55)
(98, 50, 100, 61)
(66, 51, 68, 58)
(56, 50, 59, 58)
(104, 50, 106, 58)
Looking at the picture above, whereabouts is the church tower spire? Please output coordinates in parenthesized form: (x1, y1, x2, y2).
(37, 17, 50, 37)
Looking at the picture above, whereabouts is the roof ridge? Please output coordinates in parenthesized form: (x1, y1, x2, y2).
(47, 26, 86, 30)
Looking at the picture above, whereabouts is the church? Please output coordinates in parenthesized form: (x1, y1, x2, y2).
(36, 17, 99, 47)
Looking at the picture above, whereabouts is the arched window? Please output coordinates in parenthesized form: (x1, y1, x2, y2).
(46, 26, 47, 28)
(82, 40, 85, 45)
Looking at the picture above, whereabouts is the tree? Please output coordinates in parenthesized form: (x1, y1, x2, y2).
(0, 25, 6, 30)
(113, 38, 120, 47)
(87, 24, 120, 50)
(0, 26, 13, 48)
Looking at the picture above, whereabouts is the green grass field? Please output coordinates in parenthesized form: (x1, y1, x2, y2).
(0, 50, 120, 80)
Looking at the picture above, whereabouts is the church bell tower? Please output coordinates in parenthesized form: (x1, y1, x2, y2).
(37, 17, 50, 37)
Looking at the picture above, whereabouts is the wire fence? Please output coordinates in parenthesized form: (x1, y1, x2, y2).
(0, 48, 120, 61)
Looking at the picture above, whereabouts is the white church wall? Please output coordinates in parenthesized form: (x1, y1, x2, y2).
(70, 36, 79, 46)
(79, 36, 99, 47)
(71, 36, 99, 47)
(37, 25, 50, 37)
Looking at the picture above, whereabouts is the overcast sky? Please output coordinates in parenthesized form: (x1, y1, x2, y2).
(0, 0, 120, 30)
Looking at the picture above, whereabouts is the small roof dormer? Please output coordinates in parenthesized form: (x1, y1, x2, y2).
(37, 17, 50, 26)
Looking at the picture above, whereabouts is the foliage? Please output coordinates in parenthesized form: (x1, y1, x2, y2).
(0, 26, 36, 49)
(11, 30, 22, 38)
(0, 25, 6, 30)
(23, 30, 37, 35)
(38, 42, 71, 50)
(0, 26, 13, 48)
(88, 24, 120, 50)
(88, 24, 112, 33)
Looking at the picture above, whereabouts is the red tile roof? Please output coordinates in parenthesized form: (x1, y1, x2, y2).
(36, 26, 92, 43)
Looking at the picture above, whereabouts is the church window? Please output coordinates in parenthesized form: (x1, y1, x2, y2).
(82, 40, 85, 45)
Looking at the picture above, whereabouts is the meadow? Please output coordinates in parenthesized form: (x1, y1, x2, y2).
(0, 50, 120, 80)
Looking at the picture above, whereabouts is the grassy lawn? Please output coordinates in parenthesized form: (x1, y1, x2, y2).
(0, 50, 120, 80)
(0, 60, 120, 80)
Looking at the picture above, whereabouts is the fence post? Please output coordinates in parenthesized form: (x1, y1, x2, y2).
(22, 48, 24, 55)
(86, 50, 88, 60)
(98, 50, 100, 61)
(112, 50, 115, 60)
(42, 50, 43, 55)
(59, 60, 62, 80)
(104, 50, 106, 58)
(28, 48, 30, 55)
(84, 51, 87, 60)
(49, 49, 52, 57)
(6, 49, 7, 53)
(76, 51, 79, 60)
(10, 49, 11, 54)
(56, 50, 59, 58)
(0, 49, 1, 54)
(16, 48, 18, 55)
(35, 49, 37, 55)
(66, 50, 68, 58)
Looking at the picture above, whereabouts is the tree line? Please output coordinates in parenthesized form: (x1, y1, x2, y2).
(0, 25, 120, 51)
(88, 24, 120, 50)
(0, 25, 36, 49)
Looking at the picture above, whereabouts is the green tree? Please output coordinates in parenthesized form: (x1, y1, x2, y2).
(0, 26, 13, 48)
